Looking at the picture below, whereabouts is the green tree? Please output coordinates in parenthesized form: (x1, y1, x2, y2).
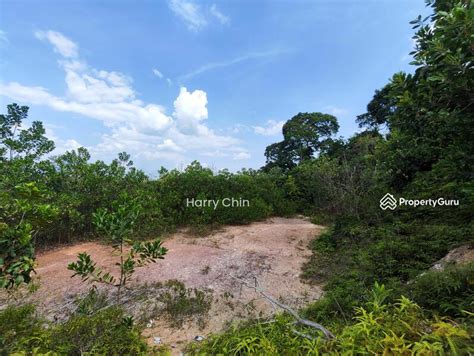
(264, 112, 339, 170)
(0, 103, 54, 161)
(0, 104, 58, 288)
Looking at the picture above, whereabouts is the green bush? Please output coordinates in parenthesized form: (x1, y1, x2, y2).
(0, 304, 148, 355)
(188, 285, 473, 355)
(49, 307, 147, 355)
(159, 280, 213, 328)
(407, 262, 474, 318)
(0, 305, 47, 354)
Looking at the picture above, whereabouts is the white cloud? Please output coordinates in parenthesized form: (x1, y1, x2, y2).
(253, 120, 284, 136)
(152, 68, 164, 79)
(168, 0, 207, 31)
(166, 78, 173, 86)
(324, 106, 349, 117)
(0, 30, 8, 45)
(0, 30, 244, 164)
(35, 30, 78, 58)
(179, 49, 286, 81)
(173, 87, 208, 134)
(44, 124, 82, 155)
(210, 4, 230, 25)
(233, 151, 251, 160)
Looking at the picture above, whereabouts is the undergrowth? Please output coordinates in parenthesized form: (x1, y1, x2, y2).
(187, 284, 473, 355)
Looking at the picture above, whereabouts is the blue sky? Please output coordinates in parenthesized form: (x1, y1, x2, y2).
(0, 0, 429, 174)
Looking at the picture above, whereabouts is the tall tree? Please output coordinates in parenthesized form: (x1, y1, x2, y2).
(264, 112, 339, 170)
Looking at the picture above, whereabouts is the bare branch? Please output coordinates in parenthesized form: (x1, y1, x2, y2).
(230, 274, 335, 339)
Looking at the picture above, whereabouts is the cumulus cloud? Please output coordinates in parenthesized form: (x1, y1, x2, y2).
(0, 30, 243, 164)
(173, 87, 208, 134)
(253, 120, 284, 136)
(168, 0, 207, 31)
(210, 4, 230, 25)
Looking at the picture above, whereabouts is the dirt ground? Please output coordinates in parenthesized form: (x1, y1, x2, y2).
(3, 217, 325, 353)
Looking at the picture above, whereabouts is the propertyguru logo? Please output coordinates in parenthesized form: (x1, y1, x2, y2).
(380, 193, 459, 210)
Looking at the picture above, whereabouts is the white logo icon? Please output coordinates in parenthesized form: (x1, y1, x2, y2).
(380, 193, 397, 210)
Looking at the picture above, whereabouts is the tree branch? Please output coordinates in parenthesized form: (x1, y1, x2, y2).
(230, 274, 335, 339)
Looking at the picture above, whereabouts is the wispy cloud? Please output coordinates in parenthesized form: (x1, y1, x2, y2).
(168, 0, 231, 32)
(324, 105, 349, 117)
(210, 4, 230, 25)
(35, 30, 78, 58)
(0, 30, 8, 45)
(179, 49, 287, 81)
(152, 68, 164, 78)
(168, 0, 207, 31)
(152, 68, 173, 86)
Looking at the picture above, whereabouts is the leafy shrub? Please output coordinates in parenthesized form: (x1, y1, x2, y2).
(407, 262, 474, 317)
(0, 304, 148, 355)
(48, 307, 147, 355)
(188, 285, 473, 355)
(0, 304, 47, 354)
(159, 280, 213, 328)
(74, 287, 109, 316)
(302, 219, 473, 320)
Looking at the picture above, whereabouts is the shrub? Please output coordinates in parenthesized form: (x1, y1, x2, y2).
(159, 280, 213, 328)
(49, 307, 147, 355)
(0, 304, 47, 354)
(188, 285, 473, 355)
(0, 304, 148, 355)
(407, 262, 474, 318)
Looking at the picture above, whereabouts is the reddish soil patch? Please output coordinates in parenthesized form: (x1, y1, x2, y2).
(3, 217, 325, 352)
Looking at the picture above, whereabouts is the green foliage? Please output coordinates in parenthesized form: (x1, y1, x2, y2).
(189, 286, 473, 355)
(302, 219, 473, 321)
(68, 202, 167, 301)
(1, 1, 472, 353)
(159, 280, 213, 328)
(0, 305, 45, 354)
(407, 262, 474, 317)
(0, 103, 54, 161)
(264, 112, 339, 170)
(0, 182, 58, 288)
(300, 0, 473, 324)
(0, 304, 147, 355)
(48, 307, 147, 355)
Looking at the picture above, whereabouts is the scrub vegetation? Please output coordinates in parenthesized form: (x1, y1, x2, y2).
(1, 0, 473, 354)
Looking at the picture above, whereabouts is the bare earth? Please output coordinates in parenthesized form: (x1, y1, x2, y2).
(6, 217, 325, 352)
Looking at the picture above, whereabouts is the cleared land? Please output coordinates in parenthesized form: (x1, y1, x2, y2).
(6, 217, 324, 351)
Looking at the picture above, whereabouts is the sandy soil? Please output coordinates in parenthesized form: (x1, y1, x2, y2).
(3, 217, 325, 352)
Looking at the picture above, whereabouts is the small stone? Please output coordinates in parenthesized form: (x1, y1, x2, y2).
(146, 319, 155, 328)
(153, 336, 161, 345)
(194, 335, 205, 342)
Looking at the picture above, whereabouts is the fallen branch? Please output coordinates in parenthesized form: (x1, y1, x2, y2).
(230, 274, 335, 339)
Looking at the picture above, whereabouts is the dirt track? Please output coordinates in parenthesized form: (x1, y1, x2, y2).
(7, 217, 325, 350)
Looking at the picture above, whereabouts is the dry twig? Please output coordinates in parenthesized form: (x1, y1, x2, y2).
(230, 274, 335, 339)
